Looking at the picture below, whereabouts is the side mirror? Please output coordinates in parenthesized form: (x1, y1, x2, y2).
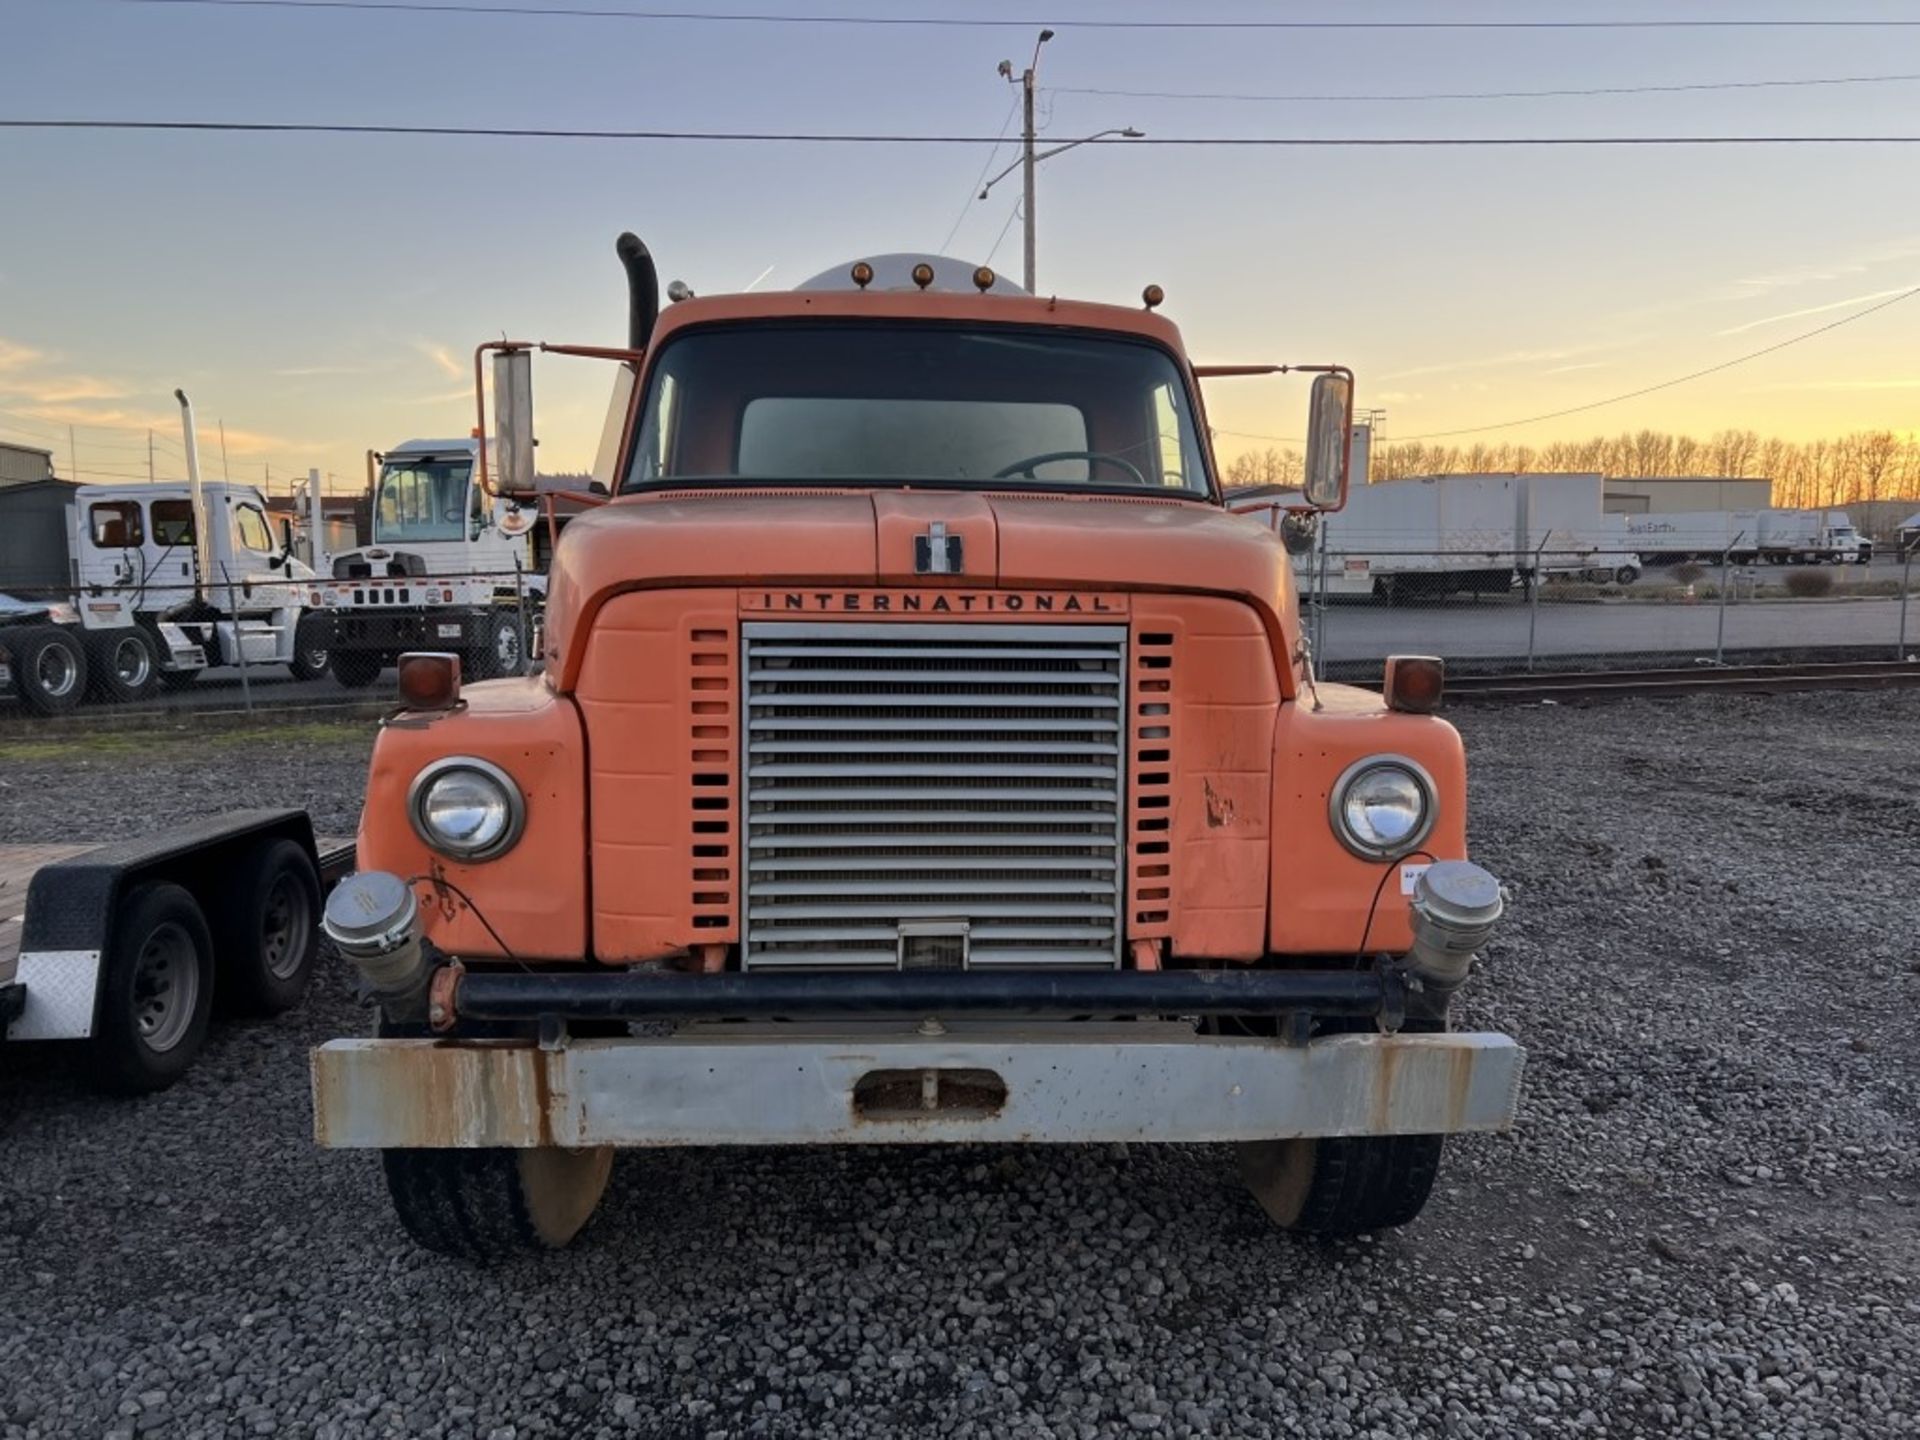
(493, 349, 536, 495)
(1303, 371, 1353, 511)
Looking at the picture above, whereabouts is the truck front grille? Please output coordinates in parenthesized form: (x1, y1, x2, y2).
(742, 621, 1127, 970)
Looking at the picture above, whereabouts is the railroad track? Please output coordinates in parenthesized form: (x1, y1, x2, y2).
(1439, 659, 1920, 703)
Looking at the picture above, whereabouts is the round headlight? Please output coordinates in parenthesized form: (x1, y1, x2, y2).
(1329, 756, 1436, 860)
(407, 757, 525, 861)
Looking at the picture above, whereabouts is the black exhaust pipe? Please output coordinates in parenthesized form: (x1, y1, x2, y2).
(616, 231, 660, 350)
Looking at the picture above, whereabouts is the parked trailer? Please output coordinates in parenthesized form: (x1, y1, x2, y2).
(1620, 509, 1762, 565)
(1, 810, 346, 1092)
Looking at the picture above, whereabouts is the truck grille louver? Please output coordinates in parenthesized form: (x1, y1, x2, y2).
(742, 622, 1127, 970)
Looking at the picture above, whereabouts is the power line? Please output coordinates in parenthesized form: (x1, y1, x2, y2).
(1220, 284, 1920, 447)
(105, 2, 1920, 30)
(8, 119, 1920, 145)
(938, 92, 1021, 257)
(1053, 72, 1920, 105)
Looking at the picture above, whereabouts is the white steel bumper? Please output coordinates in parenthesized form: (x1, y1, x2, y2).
(311, 1022, 1525, 1149)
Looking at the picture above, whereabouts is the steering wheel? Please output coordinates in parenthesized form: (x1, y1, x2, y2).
(994, 450, 1148, 486)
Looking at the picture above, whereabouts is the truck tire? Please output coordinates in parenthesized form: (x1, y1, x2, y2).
(1613, 564, 1640, 586)
(13, 626, 88, 717)
(380, 1145, 614, 1261)
(463, 609, 524, 682)
(288, 614, 332, 682)
(331, 652, 384, 689)
(86, 627, 161, 704)
(92, 882, 216, 1094)
(213, 838, 321, 1015)
(1238, 1132, 1446, 1238)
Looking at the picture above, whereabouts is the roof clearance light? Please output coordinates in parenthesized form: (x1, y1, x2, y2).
(850, 261, 875, 289)
(911, 262, 935, 290)
(973, 266, 996, 292)
(1142, 284, 1165, 310)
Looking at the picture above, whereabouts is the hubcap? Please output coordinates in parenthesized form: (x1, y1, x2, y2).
(115, 637, 152, 688)
(36, 644, 77, 699)
(132, 921, 199, 1052)
(260, 873, 312, 980)
(304, 648, 328, 671)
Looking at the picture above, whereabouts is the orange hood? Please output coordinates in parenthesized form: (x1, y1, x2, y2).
(542, 488, 1303, 694)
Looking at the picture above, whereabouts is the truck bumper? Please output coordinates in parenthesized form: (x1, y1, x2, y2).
(311, 1022, 1525, 1149)
(326, 607, 490, 654)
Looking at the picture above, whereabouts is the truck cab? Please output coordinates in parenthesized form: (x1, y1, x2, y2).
(313, 245, 1525, 1260)
(316, 439, 543, 688)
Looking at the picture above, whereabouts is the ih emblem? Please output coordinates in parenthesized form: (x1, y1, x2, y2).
(914, 520, 965, 575)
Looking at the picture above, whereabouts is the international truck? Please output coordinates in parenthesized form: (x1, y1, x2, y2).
(0, 393, 328, 711)
(310, 239, 1525, 1259)
(313, 439, 549, 689)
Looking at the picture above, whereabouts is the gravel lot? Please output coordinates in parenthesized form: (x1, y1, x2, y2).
(3, 694, 1916, 1439)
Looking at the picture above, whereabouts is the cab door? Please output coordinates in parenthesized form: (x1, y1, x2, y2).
(144, 497, 200, 606)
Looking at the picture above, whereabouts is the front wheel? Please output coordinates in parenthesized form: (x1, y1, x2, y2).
(463, 609, 525, 682)
(288, 614, 332, 682)
(86, 627, 161, 704)
(1238, 1132, 1446, 1237)
(381, 1146, 613, 1260)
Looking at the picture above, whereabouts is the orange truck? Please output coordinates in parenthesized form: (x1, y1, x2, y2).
(312, 240, 1524, 1260)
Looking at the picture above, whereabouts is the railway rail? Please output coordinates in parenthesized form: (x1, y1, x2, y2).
(1435, 658, 1920, 703)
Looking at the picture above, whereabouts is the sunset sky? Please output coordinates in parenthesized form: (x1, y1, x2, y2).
(3, 0, 1918, 490)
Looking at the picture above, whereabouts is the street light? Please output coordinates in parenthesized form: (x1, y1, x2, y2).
(987, 31, 1143, 293)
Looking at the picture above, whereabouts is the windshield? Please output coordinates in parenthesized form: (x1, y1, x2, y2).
(375, 458, 473, 543)
(623, 323, 1212, 496)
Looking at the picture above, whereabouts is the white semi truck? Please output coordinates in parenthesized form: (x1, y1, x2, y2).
(311, 439, 547, 688)
(0, 393, 327, 711)
(1758, 508, 1871, 565)
(1621, 508, 1868, 566)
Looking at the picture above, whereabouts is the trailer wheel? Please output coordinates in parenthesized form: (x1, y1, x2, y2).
(331, 652, 384, 689)
(213, 838, 321, 1014)
(1613, 564, 1640, 586)
(381, 1145, 613, 1260)
(93, 882, 215, 1094)
(86, 627, 160, 704)
(288, 614, 331, 682)
(13, 626, 88, 717)
(463, 610, 524, 682)
(1237, 1131, 1446, 1237)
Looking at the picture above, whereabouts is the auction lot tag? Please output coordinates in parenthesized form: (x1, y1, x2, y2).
(1400, 862, 1431, 896)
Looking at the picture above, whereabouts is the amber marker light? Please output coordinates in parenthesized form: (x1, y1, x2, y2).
(911, 262, 935, 289)
(1383, 655, 1445, 714)
(397, 651, 462, 711)
(1142, 284, 1165, 310)
(973, 266, 997, 292)
(850, 261, 875, 289)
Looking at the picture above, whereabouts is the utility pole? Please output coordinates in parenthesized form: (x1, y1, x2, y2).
(68, 425, 78, 482)
(983, 31, 1140, 294)
(1020, 29, 1049, 295)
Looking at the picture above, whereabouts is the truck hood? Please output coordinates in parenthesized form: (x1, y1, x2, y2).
(543, 488, 1299, 687)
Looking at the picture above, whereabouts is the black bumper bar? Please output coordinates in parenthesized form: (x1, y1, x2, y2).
(450, 966, 1401, 1023)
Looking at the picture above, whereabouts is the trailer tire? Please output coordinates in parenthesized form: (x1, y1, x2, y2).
(13, 626, 88, 717)
(85, 627, 160, 704)
(1237, 1131, 1446, 1238)
(288, 615, 331, 682)
(1613, 564, 1640, 586)
(93, 882, 216, 1094)
(380, 1145, 614, 1261)
(213, 838, 320, 1015)
(331, 652, 384, 689)
(463, 609, 524, 682)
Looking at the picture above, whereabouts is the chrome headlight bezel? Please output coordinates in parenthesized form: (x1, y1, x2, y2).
(1328, 754, 1437, 861)
(406, 755, 526, 862)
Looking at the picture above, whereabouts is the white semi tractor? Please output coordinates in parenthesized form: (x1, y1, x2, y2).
(311, 439, 548, 688)
(0, 393, 328, 712)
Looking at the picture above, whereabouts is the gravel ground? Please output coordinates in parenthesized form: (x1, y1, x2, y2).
(2, 693, 1917, 1439)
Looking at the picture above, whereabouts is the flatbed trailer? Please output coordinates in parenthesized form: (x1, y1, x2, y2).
(2, 810, 350, 1092)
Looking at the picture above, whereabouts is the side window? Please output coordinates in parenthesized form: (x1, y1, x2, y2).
(89, 501, 144, 548)
(234, 503, 275, 555)
(642, 372, 678, 479)
(151, 500, 195, 547)
(1152, 384, 1186, 489)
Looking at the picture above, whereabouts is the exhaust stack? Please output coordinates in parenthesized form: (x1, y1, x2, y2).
(174, 389, 213, 602)
(323, 872, 432, 1024)
(616, 232, 660, 350)
(1404, 861, 1505, 994)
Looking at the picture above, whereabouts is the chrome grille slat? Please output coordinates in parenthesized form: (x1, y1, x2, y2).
(743, 621, 1127, 972)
